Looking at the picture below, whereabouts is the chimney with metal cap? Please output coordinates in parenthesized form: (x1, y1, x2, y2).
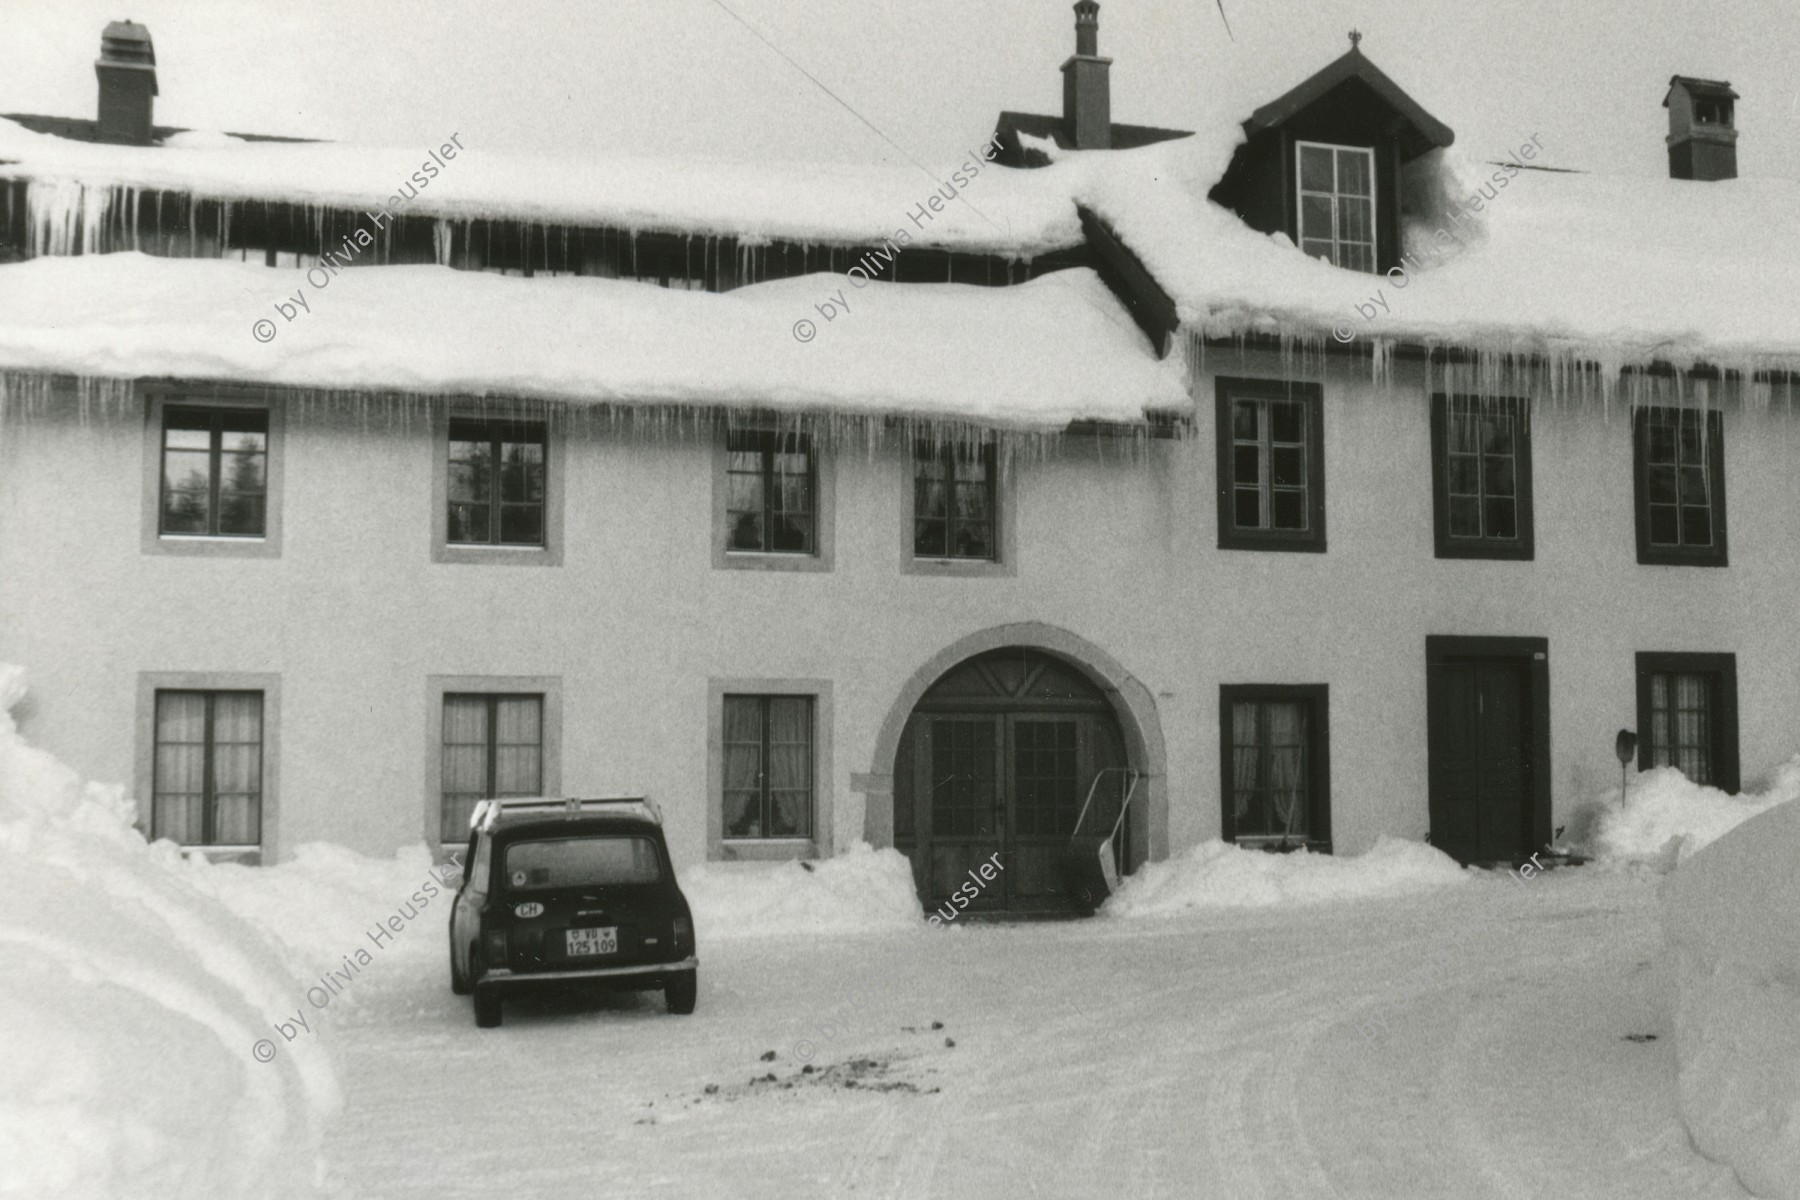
(96, 20, 157, 145)
(1061, 1, 1111, 150)
(1663, 75, 1738, 181)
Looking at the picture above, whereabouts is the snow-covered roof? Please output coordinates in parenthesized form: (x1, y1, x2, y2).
(1076, 138, 1800, 376)
(4, 38, 1798, 391)
(0, 254, 1188, 430)
(0, 117, 1087, 258)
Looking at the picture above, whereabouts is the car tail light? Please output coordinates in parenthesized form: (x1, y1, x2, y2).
(672, 916, 693, 954)
(482, 929, 508, 965)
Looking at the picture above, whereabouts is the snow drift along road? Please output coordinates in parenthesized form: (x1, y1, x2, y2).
(1663, 798, 1800, 1200)
(0, 663, 337, 1200)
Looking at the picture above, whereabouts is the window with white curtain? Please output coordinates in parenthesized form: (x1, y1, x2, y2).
(152, 690, 264, 847)
(441, 693, 543, 841)
(1636, 653, 1737, 793)
(1231, 699, 1310, 842)
(1220, 684, 1330, 850)
(1647, 672, 1714, 784)
(722, 695, 813, 839)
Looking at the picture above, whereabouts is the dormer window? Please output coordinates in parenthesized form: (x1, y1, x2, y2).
(1209, 39, 1453, 277)
(1297, 142, 1376, 272)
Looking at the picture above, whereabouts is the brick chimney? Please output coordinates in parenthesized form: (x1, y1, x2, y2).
(1663, 75, 1738, 181)
(1061, 1, 1111, 150)
(95, 20, 157, 145)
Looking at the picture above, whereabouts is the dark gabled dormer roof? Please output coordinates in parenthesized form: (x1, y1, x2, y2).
(992, 111, 1192, 168)
(1243, 44, 1453, 162)
(1662, 75, 1739, 107)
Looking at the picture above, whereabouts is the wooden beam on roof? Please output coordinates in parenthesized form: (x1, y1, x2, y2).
(1076, 206, 1180, 359)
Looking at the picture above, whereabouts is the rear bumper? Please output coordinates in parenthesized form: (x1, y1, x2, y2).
(475, 955, 697, 991)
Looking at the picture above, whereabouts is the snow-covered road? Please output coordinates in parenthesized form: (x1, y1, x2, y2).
(321, 871, 1750, 1199)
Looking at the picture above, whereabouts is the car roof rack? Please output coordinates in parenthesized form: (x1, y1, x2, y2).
(469, 795, 662, 832)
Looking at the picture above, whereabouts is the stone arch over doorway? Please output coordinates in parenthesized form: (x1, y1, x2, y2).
(861, 623, 1167, 912)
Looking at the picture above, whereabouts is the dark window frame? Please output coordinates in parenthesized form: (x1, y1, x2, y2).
(151, 688, 265, 847)
(912, 441, 999, 562)
(439, 692, 545, 842)
(158, 405, 269, 538)
(1217, 683, 1331, 852)
(446, 417, 548, 548)
(725, 429, 817, 556)
(1429, 393, 1535, 560)
(1632, 407, 1727, 567)
(1635, 652, 1739, 792)
(1215, 377, 1327, 552)
(721, 693, 815, 841)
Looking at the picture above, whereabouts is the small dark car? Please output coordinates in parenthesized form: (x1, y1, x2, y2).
(448, 796, 698, 1028)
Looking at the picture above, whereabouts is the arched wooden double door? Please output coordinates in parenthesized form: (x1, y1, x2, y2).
(894, 648, 1129, 916)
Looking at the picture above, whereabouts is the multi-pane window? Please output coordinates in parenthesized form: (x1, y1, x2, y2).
(1012, 720, 1079, 837)
(1229, 700, 1310, 842)
(159, 407, 268, 537)
(1648, 673, 1714, 784)
(1216, 380, 1325, 551)
(914, 443, 996, 560)
(1219, 685, 1330, 849)
(1431, 395, 1534, 559)
(447, 419, 546, 547)
(1637, 654, 1738, 792)
(929, 719, 998, 838)
(441, 694, 543, 841)
(152, 690, 264, 847)
(1297, 142, 1376, 272)
(726, 431, 815, 554)
(1635, 408, 1726, 565)
(722, 695, 814, 839)
(1233, 396, 1309, 532)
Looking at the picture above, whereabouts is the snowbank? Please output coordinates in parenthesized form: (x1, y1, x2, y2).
(1101, 836, 1470, 918)
(188, 841, 454, 972)
(0, 254, 1188, 431)
(683, 842, 924, 940)
(1662, 799, 1800, 1199)
(1587, 760, 1800, 870)
(0, 664, 337, 1200)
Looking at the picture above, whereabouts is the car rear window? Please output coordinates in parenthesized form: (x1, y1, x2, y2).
(503, 836, 663, 890)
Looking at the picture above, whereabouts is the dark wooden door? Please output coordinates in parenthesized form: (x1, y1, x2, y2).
(1428, 658, 1532, 864)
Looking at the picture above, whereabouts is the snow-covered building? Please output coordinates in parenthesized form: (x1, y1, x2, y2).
(3, 8, 1797, 915)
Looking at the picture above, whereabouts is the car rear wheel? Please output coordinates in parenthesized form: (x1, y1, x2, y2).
(449, 929, 470, 995)
(665, 969, 697, 1015)
(471, 947, 502, 1027)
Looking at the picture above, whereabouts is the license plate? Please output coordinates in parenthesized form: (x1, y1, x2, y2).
(565, 927, 617, 957)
